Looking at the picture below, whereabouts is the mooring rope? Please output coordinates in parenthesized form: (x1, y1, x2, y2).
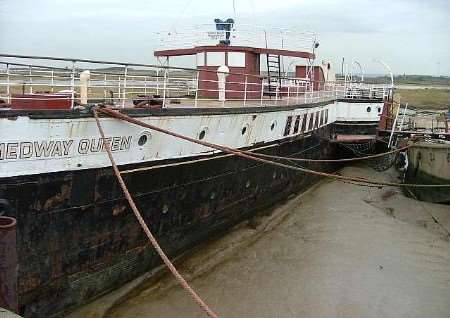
(95, 107, 450, 188)
(245, 144, 410, 163)
(93, 110, 219, 318)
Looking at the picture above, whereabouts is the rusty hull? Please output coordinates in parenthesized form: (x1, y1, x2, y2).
(0, 216, 18, 313)
(0, 127, 337, 317)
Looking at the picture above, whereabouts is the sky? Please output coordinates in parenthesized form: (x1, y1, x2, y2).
(0, 0, 449, 76)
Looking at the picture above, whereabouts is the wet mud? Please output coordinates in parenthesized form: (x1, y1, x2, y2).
(72, 165, 450, 318)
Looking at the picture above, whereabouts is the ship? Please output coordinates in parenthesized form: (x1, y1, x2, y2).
(0, 21, 390, 317)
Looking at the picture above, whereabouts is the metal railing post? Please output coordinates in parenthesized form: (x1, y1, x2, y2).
(287, 85, 290, 105)
(304, 83, 308, 104)
(6, 63, 10, 104)
(194, 70, 199, 108)
(122, 66, 128, 108)
(243, 75, 248, 107)
(50, 69, 54, 92)
(399, 103, 408, 132)
(260, 80, 264, 107)
(118, 76, 121, 105)
(70, 61, 75, 109)
(156, 69, 160, 95)
(162, 69, 168, 108)
(104, 74, 107, 100)
(388, 100, 401, 148)
(29, 66, 33, 94)
(144, 76, 148, 95)
(275, 81, 279, 103)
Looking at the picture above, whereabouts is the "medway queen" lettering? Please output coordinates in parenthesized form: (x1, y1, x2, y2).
(0, 136, 132, 160)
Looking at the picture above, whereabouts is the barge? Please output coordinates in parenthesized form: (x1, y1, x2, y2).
(405, 140, 450, 203)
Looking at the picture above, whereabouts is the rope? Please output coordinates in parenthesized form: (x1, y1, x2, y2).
(245, 145, 410, 163)
(93, 110, 219, 318)
(95, 108, 450, 189)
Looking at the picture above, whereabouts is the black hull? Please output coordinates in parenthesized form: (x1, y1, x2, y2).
(1, 128, 337, 317)
(332, 121, 378, 135)
(404, 169, 450, 204)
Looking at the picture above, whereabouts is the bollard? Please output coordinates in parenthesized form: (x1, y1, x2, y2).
(217, 65, 229, 103)
(0, 216, 18, 313)
(79, 70, 91, 105)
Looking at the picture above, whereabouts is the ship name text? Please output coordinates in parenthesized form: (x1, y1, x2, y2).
(0, 136, 132, 161)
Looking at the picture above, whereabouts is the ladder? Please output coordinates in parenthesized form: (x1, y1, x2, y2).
(265, 54, 281, 98)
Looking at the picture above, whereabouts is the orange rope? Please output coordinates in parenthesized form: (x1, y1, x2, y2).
(93, 110, 219, 318)
(96, 108, 450, 188)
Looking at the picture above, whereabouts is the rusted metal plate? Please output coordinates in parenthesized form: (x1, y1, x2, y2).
(10, 94, 72, 110)
(0, 216, 18, 314)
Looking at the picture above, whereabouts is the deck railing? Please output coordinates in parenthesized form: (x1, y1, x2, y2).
(157, 24, 317, 52)
(0, 54, 391, 110)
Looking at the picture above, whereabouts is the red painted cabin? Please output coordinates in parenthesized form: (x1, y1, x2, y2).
(154, 45, 315, 100)
(296, 66, 325, 91)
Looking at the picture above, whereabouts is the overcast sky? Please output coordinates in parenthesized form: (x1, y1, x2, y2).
(0, 0, 449, 75)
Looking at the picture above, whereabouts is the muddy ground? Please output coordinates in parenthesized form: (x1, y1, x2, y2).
(71, 165, 450, 318)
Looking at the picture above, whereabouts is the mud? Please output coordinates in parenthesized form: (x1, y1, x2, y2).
(75, 165, 450, 318)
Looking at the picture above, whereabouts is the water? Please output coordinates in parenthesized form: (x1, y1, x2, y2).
(70, 165, 450, 318)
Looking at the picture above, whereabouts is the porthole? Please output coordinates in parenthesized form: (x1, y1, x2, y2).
(366, 106, 372, 113)
(270, 120, 277, 131)
(138, 134, 148, 146)
(138, 131, 151, 147)
(241, 126, 247, 135)
(378, 107, 382, 113)
(252, 115, 257, 121)
(198, 127, 209, 140)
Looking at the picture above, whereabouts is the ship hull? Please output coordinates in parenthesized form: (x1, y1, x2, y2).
(405, 142, 450, 204)
(1, 127, 335, 317)
(405, 169, 450, 204)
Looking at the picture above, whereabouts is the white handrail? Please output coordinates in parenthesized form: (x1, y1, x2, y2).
(157, 24, 317, 52)
(0, 56, 391, 110)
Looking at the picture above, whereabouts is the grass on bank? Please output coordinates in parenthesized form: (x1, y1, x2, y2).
(395, 88, 450, 110)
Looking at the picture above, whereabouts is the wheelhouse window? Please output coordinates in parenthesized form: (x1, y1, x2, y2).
(284, 116, 293, 136)
(308, 114, 314, 131)
(293, 115, 301, 134)
(301, 114, 308, 133)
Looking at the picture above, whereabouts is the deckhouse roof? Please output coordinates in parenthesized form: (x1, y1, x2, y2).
(154, 46, 315, 59)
